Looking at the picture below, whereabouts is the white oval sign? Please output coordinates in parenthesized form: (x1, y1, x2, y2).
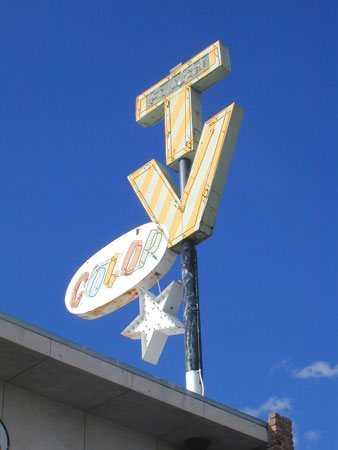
(65, 223, 176, 319)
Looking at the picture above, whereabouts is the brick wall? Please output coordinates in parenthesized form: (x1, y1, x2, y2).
(267, 413, 294, 450)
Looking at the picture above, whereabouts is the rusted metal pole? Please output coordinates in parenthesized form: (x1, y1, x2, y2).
(179, 158, 204, 395)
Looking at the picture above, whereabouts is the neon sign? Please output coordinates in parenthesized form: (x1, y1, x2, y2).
(65, 41, 243, 370)
(65, 223, 176, 319)
(130, 41, 243, 251)
(129, 103, 243, 251)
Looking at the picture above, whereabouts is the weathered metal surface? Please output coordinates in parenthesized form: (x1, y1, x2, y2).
(129, 103, 244, 252)
(179, 157, 203, 394)
(136, 41, 231, 128)
(136, 41, 231, 170)
(164, 86, 202, 170)
(65, 223, 177, 319)
(181, 238, 203, 394)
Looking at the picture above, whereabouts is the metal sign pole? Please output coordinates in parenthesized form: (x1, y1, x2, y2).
(179, 158, 204, 395)
(66, 42, 243, 405)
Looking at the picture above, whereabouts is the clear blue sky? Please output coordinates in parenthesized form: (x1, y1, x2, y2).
(1, 1, 337, 448)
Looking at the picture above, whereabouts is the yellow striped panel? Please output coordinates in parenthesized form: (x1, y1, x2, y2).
(128, 160, 179, 240)
(164, 86, 201, 171)
(165, 87, 190, 166)
(135, 41, 231, 128)
(129, 103, 244, 252)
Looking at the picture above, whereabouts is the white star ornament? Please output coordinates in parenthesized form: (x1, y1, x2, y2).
(121, 281, 184, 365)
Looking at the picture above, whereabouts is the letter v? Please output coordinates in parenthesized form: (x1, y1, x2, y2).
(128, 103, 244, 252)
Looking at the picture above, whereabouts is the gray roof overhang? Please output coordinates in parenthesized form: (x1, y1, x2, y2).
(0, 312, 268, 450)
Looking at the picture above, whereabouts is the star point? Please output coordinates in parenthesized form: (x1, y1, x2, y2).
(121, 281, 184, 364)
